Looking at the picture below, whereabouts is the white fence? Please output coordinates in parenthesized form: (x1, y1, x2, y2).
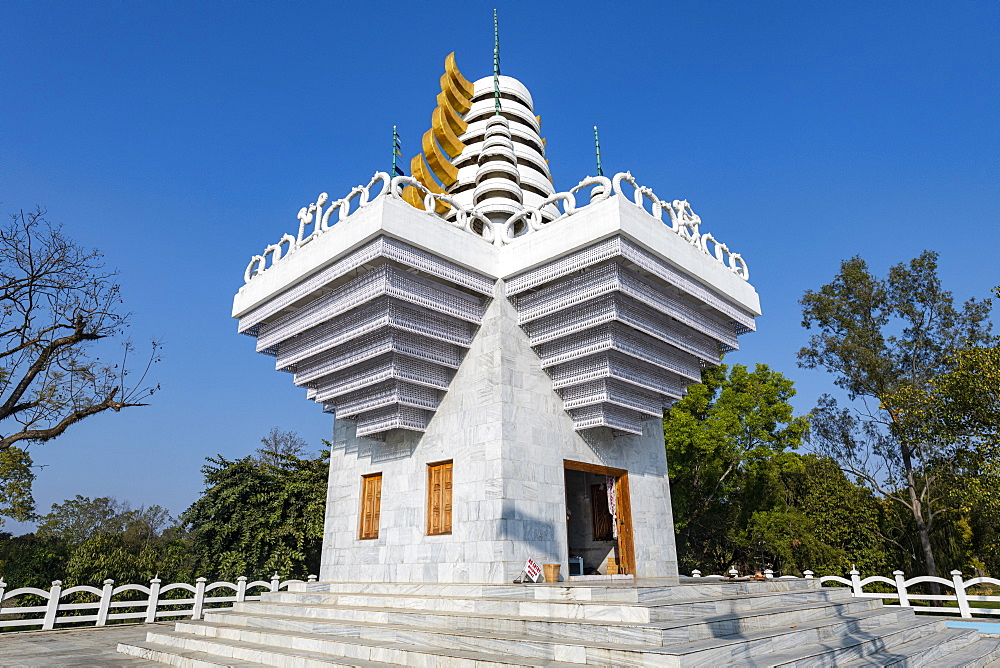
(689, 568, 1000, 619)
(0, 573, 316, 631)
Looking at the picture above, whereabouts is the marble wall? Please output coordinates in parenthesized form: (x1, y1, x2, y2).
(319, 282, 678, 584)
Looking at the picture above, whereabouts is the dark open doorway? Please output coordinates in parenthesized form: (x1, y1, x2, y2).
(564, 460, 635, 576)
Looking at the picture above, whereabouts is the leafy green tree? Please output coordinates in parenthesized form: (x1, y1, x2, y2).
(665, 362, 892, 576)
(800, 251, 996, 580)
(0, 531, 69, 589)
(743, 455, 890, 575)
(665, 363, 808, 571)
(0, 447, 34, 526)
(182, 438, 328, 579)
(1, 495, 188, 587)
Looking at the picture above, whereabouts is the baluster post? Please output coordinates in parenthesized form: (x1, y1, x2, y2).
(691, 570, 701, 578)
(192, 577, 207, 620)
(0, 578, 6, 607)
(850, 568, 863, 597)
(270, 572, 280, 592)
(236, 576, 247, 603)
(952, 570, 972, 618)
(145, 578, 161, 623)
(803, 570, 815, 579)
(42, 580, 62, 630)
(728, 567, 739, 578)
(96, 579, 114, 626)
(893, 570, 911, 608)
(308, 574, 317, 583)
(764, 569, 774, 579)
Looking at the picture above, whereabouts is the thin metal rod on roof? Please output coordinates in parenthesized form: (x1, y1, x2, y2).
(493, 9, 502, 115)
(391, 125, 404, 178)
(594, 126, 604, 177)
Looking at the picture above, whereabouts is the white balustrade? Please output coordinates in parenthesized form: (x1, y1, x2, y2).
(0, 573, 316, 631)
(688, 568, 1000, 619)
(243, 171, 750, 284)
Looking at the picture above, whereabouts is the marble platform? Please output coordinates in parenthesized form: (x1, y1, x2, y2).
(117, 578, 1000, 666)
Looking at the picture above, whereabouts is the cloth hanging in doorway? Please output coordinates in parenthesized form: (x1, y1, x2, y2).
(605, 475, 618, 539)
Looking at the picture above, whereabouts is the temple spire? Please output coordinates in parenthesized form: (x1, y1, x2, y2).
(493, 9, 502, 115)
(594, 126, 604, 177)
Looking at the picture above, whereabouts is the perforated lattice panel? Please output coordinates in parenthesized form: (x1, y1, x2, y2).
(355, 404, 430, 437)
(291, 330, 463, 388)
(505, 235, 756, 333)
(239, 236, 493, 335)
(331, 380, 440, 419)
(536, 322, 701, 382)
(568, 403, 646, 435)
(559, 378, 662, 416)
(548, 352, 687, 399)
(514, 261, 738, 351)
(256, 265, 486, 354)
(525, 294, 720, 363)
(272, 297, 476, 368)
(311, 353, 455, 404)
(238, 237, 493, 439)
(507, 240, 756, 435)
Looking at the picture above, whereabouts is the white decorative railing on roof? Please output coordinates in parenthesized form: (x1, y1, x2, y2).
(242, 171, 749, 284)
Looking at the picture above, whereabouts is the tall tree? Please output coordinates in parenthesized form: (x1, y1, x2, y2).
(800, 251, 996, 579)
(665, 363, 810, 572)
(182, 442, 329, 579)
(255, 427, 309, 466)
(0, 209, 161, 521)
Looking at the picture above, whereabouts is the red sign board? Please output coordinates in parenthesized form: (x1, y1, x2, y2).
(524, 558, 543, 582)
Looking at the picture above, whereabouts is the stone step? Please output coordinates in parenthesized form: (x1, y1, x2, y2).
(117, 637, 378, 667)
(260, 587, 853, 623)
(139, 627, 584, 667)
(176, 603, 914, 666)
(842, 627, 1000, 667)
(214, 595, 882, 647)
(659, 614, 945, 667)
(747, 618, 977, 668)
(292, 577, 823, 603)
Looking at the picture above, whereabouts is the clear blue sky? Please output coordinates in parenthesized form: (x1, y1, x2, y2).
(3, 1, 997, 533)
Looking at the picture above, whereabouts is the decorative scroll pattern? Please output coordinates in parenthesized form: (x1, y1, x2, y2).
(612, 172, 749, 281)
(243, 172, 391, 284)
(242, 171, 749, 288)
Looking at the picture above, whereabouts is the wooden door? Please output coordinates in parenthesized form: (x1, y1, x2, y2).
(564, 460, 636, 577)
(613, 473, 635, 575)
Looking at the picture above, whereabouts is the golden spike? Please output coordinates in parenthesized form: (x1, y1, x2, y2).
(444, 52, 474, 99)
(401, 185, 424, 208)
(535, 114, 541, 128)
(410, 154, 444, 193)
(432, 107, 466, 158)
(422, 129, 459, 186)
(439, 101, 468, 137)
(439, 75, 472, 115)
(409, 154, 450, 214)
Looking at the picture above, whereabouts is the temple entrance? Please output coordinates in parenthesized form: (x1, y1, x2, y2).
(563, 460, 635, 576)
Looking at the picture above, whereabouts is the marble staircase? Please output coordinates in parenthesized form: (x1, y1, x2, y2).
(117, 578, 1000, 667)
